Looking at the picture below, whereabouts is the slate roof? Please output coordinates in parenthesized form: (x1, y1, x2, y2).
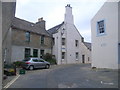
(11, 17, 51, 37)
(83, 42, 91, 51)
(47, 22, 64, 35)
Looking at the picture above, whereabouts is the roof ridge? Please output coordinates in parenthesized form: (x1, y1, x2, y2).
(47, 22, 64, 35)
(14, 17, 35, 24)
(47, 22, 64, 31)
(12, 17, 51, 37)
(83, 42, 91, 51)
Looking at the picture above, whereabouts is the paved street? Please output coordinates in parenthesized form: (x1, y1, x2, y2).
(8, 64, 118, 88)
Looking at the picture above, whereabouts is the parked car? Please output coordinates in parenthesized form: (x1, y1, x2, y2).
(22, 57, 50, 70)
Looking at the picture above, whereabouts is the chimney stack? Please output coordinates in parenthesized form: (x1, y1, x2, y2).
(64, 4, 74, 24)
(36, 17, 46, 29)
(38, 17, 43, 22)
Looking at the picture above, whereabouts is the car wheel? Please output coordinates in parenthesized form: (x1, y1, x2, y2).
(29, 65, 34, 70)
(45, 64, 50, 69)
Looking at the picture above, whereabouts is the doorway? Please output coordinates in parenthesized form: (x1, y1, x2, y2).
(82, 55, 85, 63)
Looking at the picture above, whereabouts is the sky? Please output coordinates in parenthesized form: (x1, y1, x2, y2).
(15, 0, 107, 42)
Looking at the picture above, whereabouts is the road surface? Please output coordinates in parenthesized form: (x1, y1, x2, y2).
(8, 64, 118, 88)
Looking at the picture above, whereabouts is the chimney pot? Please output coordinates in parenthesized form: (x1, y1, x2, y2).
(38, 17, 43, 22)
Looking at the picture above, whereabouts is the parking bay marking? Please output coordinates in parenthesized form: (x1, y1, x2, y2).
(4, 74, 20, 88)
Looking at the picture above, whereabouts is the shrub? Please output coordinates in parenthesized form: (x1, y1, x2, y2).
(13, 61, 24, 68)
(4, 63, 16, 69)
(43, 53, 57, 65)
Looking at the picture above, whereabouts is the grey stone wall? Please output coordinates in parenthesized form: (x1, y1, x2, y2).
(2, 2, 16, 64)
(11, 28, 52, 49)
(0, 1, 16, 89)
(0, 1, 2, 89)
(118, 2, 120, 67)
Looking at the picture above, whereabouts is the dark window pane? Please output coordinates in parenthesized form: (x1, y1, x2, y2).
(41, 35, 44, 45)
(75, 40, 78, 47)
(39, 60, 44, 62)
(32, 59, 38, 62)
(40, 50, 44, 58)
(97, 20, 105, 34)
(25, 48, 31, 58)
(62, 38, 65, 45)
(33, 49, 38, 57)
(76, 52, 78, 59)
(62, 52, 65, 59)
(26, 32, 30, 42)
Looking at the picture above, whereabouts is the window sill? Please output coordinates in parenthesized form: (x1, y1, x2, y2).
(96, 33, 106, 37)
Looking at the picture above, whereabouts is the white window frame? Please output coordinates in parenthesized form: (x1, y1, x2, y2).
(97, 20, 106, 36)
(76, 52, 79, 60)
(62, 52, 65, 60)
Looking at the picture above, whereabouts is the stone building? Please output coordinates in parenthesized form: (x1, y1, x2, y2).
(48, 4, 91, 65)
(4, 17, 52, 64)
(0, 0, 16, 89)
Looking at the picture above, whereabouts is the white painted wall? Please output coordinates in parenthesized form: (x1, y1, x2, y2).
(52, 5, 91, 65)
(66, 24, 82, 64)
(91, 2, 118, 69)
(81, 43, 91, 63)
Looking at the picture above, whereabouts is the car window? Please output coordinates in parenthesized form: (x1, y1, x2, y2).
(23, 58, 30, 61)
(38, 60, 44, 62)
(32, 59, 38, 62)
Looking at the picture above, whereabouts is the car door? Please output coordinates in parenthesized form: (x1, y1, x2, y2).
(32, 59, 39, 68)
(38, 59, 45, 68)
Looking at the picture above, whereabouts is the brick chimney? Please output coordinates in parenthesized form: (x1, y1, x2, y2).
(36, 17, 46, 29)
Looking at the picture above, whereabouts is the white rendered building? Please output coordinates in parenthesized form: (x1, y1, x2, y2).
(48, 4, 91, 65)
(91, 1, 120, 69)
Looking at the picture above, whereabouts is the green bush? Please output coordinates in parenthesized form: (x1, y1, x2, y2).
(43, 53, 57, 65)
(4, 64, 14, 68)
(13, 61, 24, 68)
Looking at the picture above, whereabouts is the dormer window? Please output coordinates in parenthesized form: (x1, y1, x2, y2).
(30, 24, 34, 27)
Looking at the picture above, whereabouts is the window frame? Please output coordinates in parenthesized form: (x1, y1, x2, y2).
(24, 48, 31, 58)
(41, 35, 45, 45)
(62, 38, 65, 46)
(62, 52, 65, 60)
(76, 52, 79, 60)
(40, 49, 44, 58)
(97, 20, 106, 36)
(25, 32, 30, 42)
(33, 49, 38, 57)
(75, 40, 79, 47)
